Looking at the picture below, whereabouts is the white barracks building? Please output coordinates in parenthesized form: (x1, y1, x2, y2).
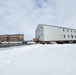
(35, 24, 76, 44)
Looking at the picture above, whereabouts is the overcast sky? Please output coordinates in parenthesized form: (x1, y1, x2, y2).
(0, 0, 76, 39)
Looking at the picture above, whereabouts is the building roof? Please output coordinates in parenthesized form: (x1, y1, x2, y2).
(38, 24, 76, 30)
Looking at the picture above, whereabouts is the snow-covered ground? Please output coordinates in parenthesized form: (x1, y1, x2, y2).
(0, 44, 76, 75)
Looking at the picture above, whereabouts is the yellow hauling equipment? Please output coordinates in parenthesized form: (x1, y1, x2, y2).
(33, 38, 39, 42)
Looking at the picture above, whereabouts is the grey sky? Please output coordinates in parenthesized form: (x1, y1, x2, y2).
(0, 0, 76, 39)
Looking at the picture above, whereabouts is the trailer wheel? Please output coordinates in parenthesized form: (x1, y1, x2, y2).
(56, 41, 63, 44)
(46, 42, 50, 44)
(22, 41, 27, 44)
(40, 42, 45, 44)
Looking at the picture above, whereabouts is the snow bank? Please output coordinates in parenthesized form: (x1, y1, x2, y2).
(0, 44, 76, 75)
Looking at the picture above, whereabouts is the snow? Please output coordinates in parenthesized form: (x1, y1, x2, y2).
(0, 44, 76, 75)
